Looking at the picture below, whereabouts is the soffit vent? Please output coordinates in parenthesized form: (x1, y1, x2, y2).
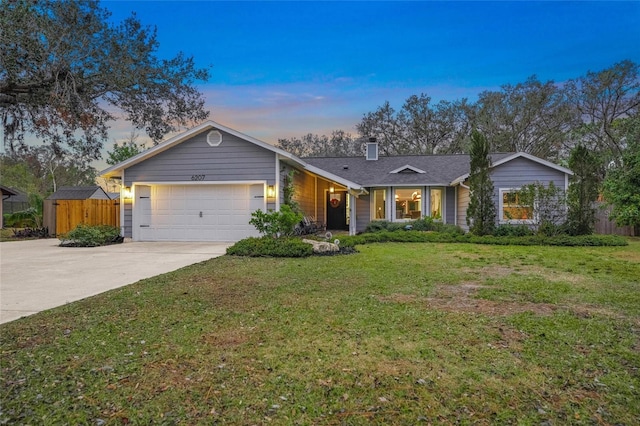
(207, 130, 223, 146)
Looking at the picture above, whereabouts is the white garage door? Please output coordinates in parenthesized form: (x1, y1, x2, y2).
(135, 184, 264, 242)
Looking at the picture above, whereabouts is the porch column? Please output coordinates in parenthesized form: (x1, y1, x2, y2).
(349, 192, 357, 236)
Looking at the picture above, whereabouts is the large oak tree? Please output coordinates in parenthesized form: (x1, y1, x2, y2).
(0, 0, 210, 161)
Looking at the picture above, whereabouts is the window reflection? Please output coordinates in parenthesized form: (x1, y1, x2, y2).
(395, 188, 422, 219)
(373, 189, 386, 219)
(430, 188, 442, 220)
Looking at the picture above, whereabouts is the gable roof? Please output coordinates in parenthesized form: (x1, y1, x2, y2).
(449, 152, 573, 185)
(46, 186, 109, 200)
(99, 120, 365, 191)
(390, 165, 426, 174)
(100, 121, 298, 178)
(99, 121, 572, 191)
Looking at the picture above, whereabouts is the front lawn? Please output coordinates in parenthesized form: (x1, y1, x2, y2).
(1, 241, 639, 424)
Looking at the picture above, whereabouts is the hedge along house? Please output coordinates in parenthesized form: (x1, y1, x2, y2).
(100, 121, 573, 242)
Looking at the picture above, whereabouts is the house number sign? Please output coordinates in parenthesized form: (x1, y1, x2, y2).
(191, 175, 205, 181)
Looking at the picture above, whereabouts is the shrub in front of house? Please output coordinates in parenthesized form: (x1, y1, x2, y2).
(59, 224, 123, 247)
(226, 236, 314, 257)
(341, 230, 627, 247)
(249, 205, 303, 238)
(364, 217, 464, 235)
(492, 224, 534, 237)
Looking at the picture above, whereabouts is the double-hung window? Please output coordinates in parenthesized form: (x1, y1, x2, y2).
(500, 188, 533, 223)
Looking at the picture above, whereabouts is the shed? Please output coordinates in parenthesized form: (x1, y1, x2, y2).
(44, 186, 120, 236)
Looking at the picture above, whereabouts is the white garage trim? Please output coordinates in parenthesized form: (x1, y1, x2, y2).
(131, 181, 268, 242)
(134, 180, 268, 186)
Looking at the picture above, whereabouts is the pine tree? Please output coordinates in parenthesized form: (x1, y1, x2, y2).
(466, 130, 496, 235)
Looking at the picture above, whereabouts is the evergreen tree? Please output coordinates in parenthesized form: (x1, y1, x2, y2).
(466, 130, 496, 235)
(566, 145, 601, 235)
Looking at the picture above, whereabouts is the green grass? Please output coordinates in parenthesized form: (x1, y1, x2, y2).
(2, 240, 639, 424)
(0, 228, 21, 241)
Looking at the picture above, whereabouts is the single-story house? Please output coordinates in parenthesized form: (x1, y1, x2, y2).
(100, 121, 572, 242)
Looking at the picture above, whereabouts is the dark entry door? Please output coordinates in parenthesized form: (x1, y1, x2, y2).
(326, 191, 348, 230)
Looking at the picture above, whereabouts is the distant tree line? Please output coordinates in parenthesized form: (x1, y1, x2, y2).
(277, 60, 638, 166)
(277, 60, 639, 231)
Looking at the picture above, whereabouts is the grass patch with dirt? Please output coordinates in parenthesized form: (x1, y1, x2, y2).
(1, 240, 639, 424)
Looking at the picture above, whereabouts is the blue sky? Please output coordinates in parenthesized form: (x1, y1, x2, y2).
(103, 1, 639, 156)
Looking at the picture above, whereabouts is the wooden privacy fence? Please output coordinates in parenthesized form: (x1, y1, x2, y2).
(594, 202, 637, 237)
(44, 199, 120, 236)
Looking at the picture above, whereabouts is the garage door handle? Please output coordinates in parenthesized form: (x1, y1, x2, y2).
(140, 225, 150, 228)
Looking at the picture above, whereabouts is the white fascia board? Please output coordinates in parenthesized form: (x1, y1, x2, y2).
(362, 182, 451, 187)
(450, 175, 469, 186)
(492, 152, 574, 175)
(450, 152, 573, 185)
(100, 120, 303, 178)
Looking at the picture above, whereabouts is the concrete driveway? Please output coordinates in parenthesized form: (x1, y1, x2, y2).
(0, 239, 230, 324)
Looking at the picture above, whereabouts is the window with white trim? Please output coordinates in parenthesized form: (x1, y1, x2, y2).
(500, 188, 534, 223)
(207, 130, 223, 146)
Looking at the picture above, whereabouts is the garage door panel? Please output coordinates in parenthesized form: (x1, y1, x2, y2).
(136, 184, 262, 242)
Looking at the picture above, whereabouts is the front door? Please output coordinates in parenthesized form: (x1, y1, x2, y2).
(326, 191, 348, 230)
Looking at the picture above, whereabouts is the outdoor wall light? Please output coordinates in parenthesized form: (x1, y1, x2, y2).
(122, 186, 133, 199)
(329, 185, 335, 193)
(267, 185, 275, 198)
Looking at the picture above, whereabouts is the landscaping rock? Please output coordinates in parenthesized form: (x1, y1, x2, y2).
(302, 239, 339, 253)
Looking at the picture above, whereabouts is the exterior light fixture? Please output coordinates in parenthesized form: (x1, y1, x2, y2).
(122, 186, 133, 199)
(267, 185, 275, 198)
(329, 185, 335, 193)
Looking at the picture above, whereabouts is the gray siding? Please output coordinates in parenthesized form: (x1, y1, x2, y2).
(317, 179, 330, 226)
(123, 129, 277, 237)
(292, 169, 316, 218)
(491, 157, 566, 190)
(356, 194, 370, 233)
(457, 185, 470, 232)
(445, 187, 455, 224)
(490, 157, 567, 225)
(124, 202, 132, 237)
(124, 130, 276, 185)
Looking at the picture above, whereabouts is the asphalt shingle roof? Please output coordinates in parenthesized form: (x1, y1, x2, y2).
(46, 186, 107, 200)
(304, 153, 514, 186)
